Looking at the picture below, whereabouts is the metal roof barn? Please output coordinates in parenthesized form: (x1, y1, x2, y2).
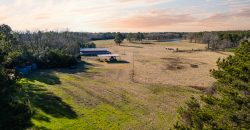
(80, 48, 111, 56)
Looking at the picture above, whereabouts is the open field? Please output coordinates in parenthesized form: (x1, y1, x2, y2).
(93, 40, 231, 89)
(20, 40, 231, 129)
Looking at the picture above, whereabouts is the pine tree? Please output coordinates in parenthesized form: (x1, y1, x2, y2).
(175, 40, 250, 129)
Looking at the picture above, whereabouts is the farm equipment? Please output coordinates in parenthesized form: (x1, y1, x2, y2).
(98, 54, 120, 63)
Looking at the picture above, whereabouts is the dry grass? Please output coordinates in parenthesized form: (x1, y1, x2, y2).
(94, 39, 231, 88)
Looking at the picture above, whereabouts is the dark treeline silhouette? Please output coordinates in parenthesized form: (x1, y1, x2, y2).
(144, 32, 185, 41)
(187, 31, 250, 50)
(88, 32, 116, 40)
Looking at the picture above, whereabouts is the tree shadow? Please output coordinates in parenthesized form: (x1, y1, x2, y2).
(131, 41, 154, 44)
(26, 61, 93, 85)
(27, 72, 61, 85)
(55, 61, 93, 74)
(21, 61, 93, 118)
(20, 80, 77, 120)
(107, 60, 130, 64)
(16, 61, 94, 129)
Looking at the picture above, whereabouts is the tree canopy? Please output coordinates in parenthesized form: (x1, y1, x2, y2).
(114, 32, 124, 45)
(187, 31, 250, 50)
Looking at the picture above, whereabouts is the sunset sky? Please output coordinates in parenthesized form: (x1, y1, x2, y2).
(0, 0, 250, 32)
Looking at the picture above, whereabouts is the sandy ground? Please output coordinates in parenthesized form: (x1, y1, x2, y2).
(92, 40, 231, 88)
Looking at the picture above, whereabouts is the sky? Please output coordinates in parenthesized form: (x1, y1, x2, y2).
(0, 0, 250, 32)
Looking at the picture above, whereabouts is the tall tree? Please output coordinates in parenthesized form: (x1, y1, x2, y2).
(0, 24, 32, 129)
(114, 32, 124, 46)
(175, 40, 250, 129)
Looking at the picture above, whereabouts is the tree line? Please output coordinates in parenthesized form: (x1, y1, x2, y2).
(114, 32, 185, 45)
(88, 32, 116, 40)
(6, 26, 94, 69)
(126, 32, 184, 42)
(144, 32, 184, 41)
(114, 32, 146, 45)
(186, 31, 250, 50)
(126, 32, 145, 42)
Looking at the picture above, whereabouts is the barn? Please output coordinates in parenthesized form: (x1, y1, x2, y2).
(80, 48, 111, 56)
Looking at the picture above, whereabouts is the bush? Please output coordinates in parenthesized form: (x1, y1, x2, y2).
(3, 51, 27, 68)
(35, 49, 78, 68)
(80, 42, 96, 48)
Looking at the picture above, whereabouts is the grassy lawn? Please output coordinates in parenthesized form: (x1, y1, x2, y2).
(18, 61, 201, 130)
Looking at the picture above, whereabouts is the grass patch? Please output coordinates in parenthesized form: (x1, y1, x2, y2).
(225, 47, 238, 52)
(18, 77, 139, 130)
(148, 84, 201, 94)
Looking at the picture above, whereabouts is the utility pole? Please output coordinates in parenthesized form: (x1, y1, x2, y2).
(132, 52, 135, 82)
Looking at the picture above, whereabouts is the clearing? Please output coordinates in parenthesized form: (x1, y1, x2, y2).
(20, 40, 230, 129)
(93, 40, 231, 89)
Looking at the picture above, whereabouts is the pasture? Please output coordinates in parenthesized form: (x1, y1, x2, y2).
(22, 40, 230, 129)
(93, 40, 231, 88)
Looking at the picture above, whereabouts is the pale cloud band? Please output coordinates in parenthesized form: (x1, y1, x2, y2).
(0, 0, 249, 32)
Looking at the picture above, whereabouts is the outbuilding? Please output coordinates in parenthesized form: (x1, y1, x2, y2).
(80, 48, 111, 56)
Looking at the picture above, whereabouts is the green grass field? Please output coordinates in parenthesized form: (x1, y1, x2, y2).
(18, 60, 201, 130)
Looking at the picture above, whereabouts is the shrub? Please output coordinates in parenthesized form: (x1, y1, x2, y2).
(80, 42, 96, 48)
(35, 49, 78, 68)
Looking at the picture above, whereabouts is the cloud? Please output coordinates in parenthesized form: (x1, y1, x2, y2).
(200, 7, 250, 23)
(100, 9, 195, 29)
